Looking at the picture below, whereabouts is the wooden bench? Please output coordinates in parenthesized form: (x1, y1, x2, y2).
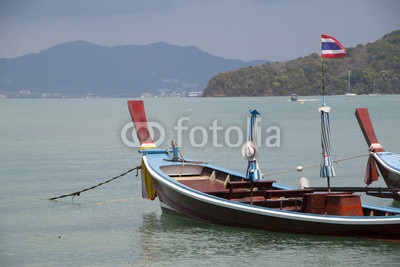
(178, 179, 228, 196)
(226, 180, 275, 189)
(263, 197, 303, 211)
(264, 189, 314, 199)
(231, 195, 304, 210)
(230, 196, 266, 206)
(261, 189, 314, 211)
(225, 180, 275, 200)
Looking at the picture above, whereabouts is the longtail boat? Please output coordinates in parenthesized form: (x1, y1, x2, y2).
(356, 108, 400, 193)
(128, 100, 400, 240)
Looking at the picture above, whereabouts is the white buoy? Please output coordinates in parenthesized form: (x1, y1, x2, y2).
(296, 166, 304, 171)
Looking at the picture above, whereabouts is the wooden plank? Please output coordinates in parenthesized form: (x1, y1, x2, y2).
(179, 179, 228, 194)
(173, 175, 210, 181)
(264, 197, 303, 210)
(227, 188, 311, 203)
(355, 108, 384, 152)
(264, 189, 314, 199)
(308, 187, 399, 192)
(225, 180, 275, 200)
(227, 190, 266, 199)
(366, 191, 400, 198)
(127, 100, 155, 146)
(226, 180, 275, 189)
(231, 196, 265, 205)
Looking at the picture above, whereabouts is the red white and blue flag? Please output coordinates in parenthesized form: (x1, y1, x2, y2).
(321, 34, 346, 58)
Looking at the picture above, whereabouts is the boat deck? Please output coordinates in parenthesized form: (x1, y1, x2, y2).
(175, 175, 309, 210)
(172, 175, 398, 215)
(178, 177, 229, 196)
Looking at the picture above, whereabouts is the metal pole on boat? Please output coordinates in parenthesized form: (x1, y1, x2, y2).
(250, 182, 254, 205)
(322, 59, 324, 100)
(319, 59, 335, 192)
(327, 176, 331, 193)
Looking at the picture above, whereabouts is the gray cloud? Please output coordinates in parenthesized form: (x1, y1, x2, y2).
(0, 0, 399, 60)
(0, 0, 177, 19)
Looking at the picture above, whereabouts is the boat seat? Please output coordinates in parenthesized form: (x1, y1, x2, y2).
(226, 190, 266, 199)
(263, 189, 314, 199)
(230, 196, 266, 206)
(261, 189, 313, 211)
(226, 180, 275, 189)
(225, 180, 275, 199)
(178, 179, 229, 195)
(226, 189, 313, 203)
(263, 197, 303, 211)
(232, 196, 303, 210)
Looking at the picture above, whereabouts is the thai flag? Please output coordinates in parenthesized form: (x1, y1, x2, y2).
(321, 34, 346, 58)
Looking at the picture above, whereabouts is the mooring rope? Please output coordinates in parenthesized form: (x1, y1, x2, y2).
(48, 166, 141, 201)
(48, 153, 369, 200)
(264, 153, 369, 177)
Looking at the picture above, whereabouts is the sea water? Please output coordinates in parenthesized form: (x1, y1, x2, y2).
(1, 96, 400, 266)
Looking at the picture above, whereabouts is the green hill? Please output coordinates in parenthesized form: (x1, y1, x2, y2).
(203, 30, 400, 97)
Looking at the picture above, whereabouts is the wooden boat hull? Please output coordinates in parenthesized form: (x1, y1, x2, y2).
(128, 101, 400, 239)
(142, 153, 400, 239)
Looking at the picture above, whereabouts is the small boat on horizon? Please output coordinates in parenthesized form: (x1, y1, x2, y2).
(344, 92, 357, 96)
(344, 70, 357, 96)
(298, 98, 318, 103)
(128, 100, 400, 240)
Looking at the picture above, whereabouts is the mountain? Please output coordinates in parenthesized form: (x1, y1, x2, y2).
(203, 30, 400, 97)
(0, 41, 264, 97)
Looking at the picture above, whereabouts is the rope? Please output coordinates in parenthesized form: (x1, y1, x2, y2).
(48, 166, 141, 201)
(264, 153, 369, 177)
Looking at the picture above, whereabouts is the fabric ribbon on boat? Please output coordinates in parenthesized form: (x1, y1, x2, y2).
(319, 106, 335, 189)
(243, 110, 262, 181)
(364, 155, 380, 185)
(141, 158, 156, 200)
(363, 143, 381, 185)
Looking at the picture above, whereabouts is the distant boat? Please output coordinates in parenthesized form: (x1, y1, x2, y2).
(368, 79, 379, 96)
(344, 70, 357, 96)
(298, 98, 318, 103)
(290, 94, 298, 101)
(345, 93, 357, 96)
(188, 91, 203, 97)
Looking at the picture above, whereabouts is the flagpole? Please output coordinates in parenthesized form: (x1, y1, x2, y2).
(321, 57, 330, 192)
(321, 59, 326, 107)
(320, 33, 346, 193)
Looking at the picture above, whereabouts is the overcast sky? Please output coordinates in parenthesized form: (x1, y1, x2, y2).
(0, 0, 399, 61)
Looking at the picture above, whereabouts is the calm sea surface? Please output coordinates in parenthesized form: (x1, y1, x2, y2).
(1, 96, 400, 266)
